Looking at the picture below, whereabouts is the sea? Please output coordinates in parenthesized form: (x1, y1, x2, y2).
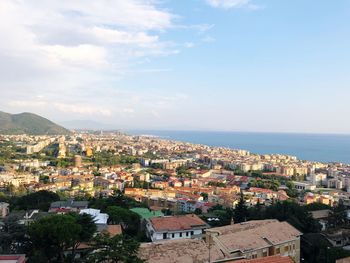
(128, 130, 350, 164)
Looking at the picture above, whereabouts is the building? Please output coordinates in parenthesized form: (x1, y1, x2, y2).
(0, 202, 9, 218)
(310, 209, 330, 231)
(0, 255, 26, 263)
(49, 200, 89, 213)
(310, 173, 327, 186)
(145, 214, 208, 242)
(79, 208, 109, 226)
(206, 219, 302, 263)
(139, 238, 225, 263)
(177, 199, 197, 213)
(293, 181, 316, 191)
(130, 208, 164, 220)
(9, 210, 48, 225)
(327, 178, 343, 189)
(336, 257, 350, 263)
(74, 155, 82, 168)
(233, 255, 294, 263)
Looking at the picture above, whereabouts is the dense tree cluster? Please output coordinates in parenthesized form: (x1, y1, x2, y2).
(11, 190, 60, 211)
(0, 191, 144, 263)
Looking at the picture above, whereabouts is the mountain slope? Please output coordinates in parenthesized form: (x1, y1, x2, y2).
(0, 111, 71, 135)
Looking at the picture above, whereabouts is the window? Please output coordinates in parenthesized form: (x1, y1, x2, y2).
(172, 233, 175, 238)
(186, 232, 189, 237)
(180, 232, 182, 237)
(276, 247, 280, 254)
(284, 246, 289, 252)
(292, 244, 296, 250)
(191, 231, 194, 236)
(252, 254, 257, 259)
(262, 249, 268, 257)
(163, 233, 167, 239)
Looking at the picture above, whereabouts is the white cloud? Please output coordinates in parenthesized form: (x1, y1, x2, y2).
(54, 103, 112, 116)
(8, 100, 48, 108)
(184, 42, 195, 48)
(91, 27, 159, 45)
(206, 0, 254, 9)
(202, 36, 216, 43)
(0, 0, 182, 118)
(0, 0, 201, 128)
(42, 44, 108, 68)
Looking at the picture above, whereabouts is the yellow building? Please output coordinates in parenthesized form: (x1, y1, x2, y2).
(86, 147, 93, 157)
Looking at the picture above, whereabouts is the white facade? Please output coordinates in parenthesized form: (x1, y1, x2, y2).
(146, 224, 204, 242)
(80, 208, 109, 225)
(293, 181, 316, 191)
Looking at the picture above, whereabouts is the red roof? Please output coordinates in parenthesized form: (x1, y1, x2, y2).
(233, 255, 294, 263)
(0, 255, 26, 263)
(150, 214, 207, 231)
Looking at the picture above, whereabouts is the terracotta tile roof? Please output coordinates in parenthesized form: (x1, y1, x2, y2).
(139, 238, 225, 263)
(249, 187, 274, 194)
(150, 214, 207, 232)
(103, 224, 122, 236)
(336, 256, 350, 263)
(0, 254, 27, 263)
(207, 220, 302, 252)
(233, 255, 294, 263)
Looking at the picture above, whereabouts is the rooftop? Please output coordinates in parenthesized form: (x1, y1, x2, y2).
(102, 224, 122, 236)
(233, 255, 294, 263)
(149, 214, 207, 232)
(0, 254, 26, 263)
(139, 238, 225, 263)
(130, 208, 164, 219)
(207, 220, 302, 253)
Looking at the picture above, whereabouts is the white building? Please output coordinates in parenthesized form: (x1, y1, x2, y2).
(145, 214, 208, 242)
(293, 181, 316, 191)
(79, 208, 109, 225)
(310, 173, 327, 186)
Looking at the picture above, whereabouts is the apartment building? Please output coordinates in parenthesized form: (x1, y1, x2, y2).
(206, 219, 302, 263)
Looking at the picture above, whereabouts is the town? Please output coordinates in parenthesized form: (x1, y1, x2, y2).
(1, 131, 350, 263)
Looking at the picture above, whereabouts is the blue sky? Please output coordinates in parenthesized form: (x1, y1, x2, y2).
(1, 0, 350, 133)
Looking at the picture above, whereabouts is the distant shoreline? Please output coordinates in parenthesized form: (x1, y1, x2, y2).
(128, 130, 350, 164)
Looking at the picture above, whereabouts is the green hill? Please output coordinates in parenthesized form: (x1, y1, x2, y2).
(0, 111, 71, 135)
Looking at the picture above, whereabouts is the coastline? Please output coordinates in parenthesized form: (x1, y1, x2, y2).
(128, 130, 350, 164)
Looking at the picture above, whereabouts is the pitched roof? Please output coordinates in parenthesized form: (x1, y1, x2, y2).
(50, 200, 88, 208)
(310, 209, 331, 219)
(0, 254, 26, 263)
(104, 225, 122, 236)
(149, 214, 207, 232)
(207, 220, 302, 252)
(139, 238, 225, 263)
(233, 255, 294, 263)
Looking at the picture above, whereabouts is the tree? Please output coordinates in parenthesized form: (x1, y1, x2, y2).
(28, 213, 96, 263)
(261, 201, 321, 233)
(200, 192, 208, 201)
(89, 191, 146, 211)
(207, 205, 233, 227)
(0, 215, 28, 254)
(233, 193, 248, 223)
(194, 208, 202, 215)
(68, 213, 97, 260)
(106, 206, 140, 235)
(86, 233, 143, 263)
(14, 190, 60, 211)
(327, 203, 348, 228)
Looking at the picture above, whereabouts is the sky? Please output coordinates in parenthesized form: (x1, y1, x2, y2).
(1, 0, 350, 133)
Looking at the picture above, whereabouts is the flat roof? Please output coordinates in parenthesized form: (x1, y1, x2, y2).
(130, 208, 163, 219)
